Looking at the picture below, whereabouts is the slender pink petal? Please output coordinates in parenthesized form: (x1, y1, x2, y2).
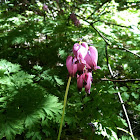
(77, 74, 84, 91)
(81, 42, 88, 49)
(84, 46, 100, 70)
(79, 42, 88, 59)
(84, 72, 92, 94)
(66, 56, 77, 77)
(73, 43, 80, 59)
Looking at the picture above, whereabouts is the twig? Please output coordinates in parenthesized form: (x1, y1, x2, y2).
(105, 44, 135, 140)
(77, 12, 137, 139)
(95, 20, 131, 28)
(89, 23, 140, 59)
(76, 15, 140, 59)
(116, 86, 135, 140)
(87, 0, 110, 19)
(90, 22, 111, 45)
(101, 78, 140, 82)
(120, 47, 140, 58)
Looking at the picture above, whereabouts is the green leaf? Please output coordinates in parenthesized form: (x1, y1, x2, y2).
(131, 92, 139, 99)
(83, 97, 91, 103)
(10, 71, 35, 87)
(0, 120, 24, 140)
(119, 135, 132, 140)
(0, 97, 7, 102)
(54, 75, 64, 86)
(120, 86, 128, 92)
(0, 59, 21, 75)
(134, 104, 140, 111)
(42, 95, 63, 120)
(32, 132, 42, 140)
(108, 88, 118, 94)
(33, 65, 43, 71)
(118, 117, 128, 127)
(25, 114, 39, 128)
(121, 92, 130, 102)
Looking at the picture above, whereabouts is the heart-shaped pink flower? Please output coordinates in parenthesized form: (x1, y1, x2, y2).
(73, 42, 88, 61)
(43, 4, 48, 11)
(84, 72, 93, 94)
(66, 56, 77, 77)
(84, 46, 101, 70)
(77, 74, 84, 91)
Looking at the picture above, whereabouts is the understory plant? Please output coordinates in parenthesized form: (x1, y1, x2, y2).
(58, 41, 101, 140)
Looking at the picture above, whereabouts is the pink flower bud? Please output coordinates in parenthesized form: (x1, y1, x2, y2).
(81, 42, 88, 49)
(84, 46, 101, 70)
(74, 19, 80, 27)
(77, 74, 84, 91)
(73, 43, 80, 59)
(70, 13, 81, 27)
(84, 72, 92, 94)
(66, 56, 77, 77)
(43, 4, 48, 11)
(70, 13, 77, 20)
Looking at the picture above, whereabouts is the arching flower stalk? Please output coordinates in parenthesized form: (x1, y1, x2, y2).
(57, 42, 100, 140)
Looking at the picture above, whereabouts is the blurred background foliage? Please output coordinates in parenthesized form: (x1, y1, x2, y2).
(0, 0, 140, 139)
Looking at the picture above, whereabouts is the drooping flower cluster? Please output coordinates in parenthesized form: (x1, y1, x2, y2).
(66, 42, 100, 94)
(70, 13, 80, 27)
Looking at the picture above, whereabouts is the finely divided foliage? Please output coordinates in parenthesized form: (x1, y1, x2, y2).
(0, 0, 140, 139)
(0, 60, 62, 140)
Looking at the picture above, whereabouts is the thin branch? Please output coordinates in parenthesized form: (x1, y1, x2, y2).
(116, 86, 135, 140)
(95, 20, 131, 28)
(77, 14, 140, 60)
(101, 78, 140, 82)
(77, 14, 140, 59)
(118, 2, 140, 10)
(77, 11, 136, 139)
(105, 44, 135, 140)
(120, 47, 140, 58)
(77, 13, 137, 139)
(89, 23, 140, 59)
(87, 0, 110, 19)
(90, 22, 111, 45)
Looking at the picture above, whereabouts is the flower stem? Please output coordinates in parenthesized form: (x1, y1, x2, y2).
(117, 127, 135, 140)
(57, 76, 71, 140)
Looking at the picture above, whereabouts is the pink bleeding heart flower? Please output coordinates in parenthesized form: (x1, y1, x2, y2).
(66, 56, 77, 77)
(74, 19, 80, 26)
(81, 42, 88, 49)
(70, 13, 77, 21)
(73, 43, 80, 59)
(77, 74, 84, 91)
(43, 4, 48, 11)
(84, 46, 101, 70)
(84, 72, 93, 94)
(73, 42, 88, 61)
(79, 42, 88, 59)
(70, 13, 81, 27)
